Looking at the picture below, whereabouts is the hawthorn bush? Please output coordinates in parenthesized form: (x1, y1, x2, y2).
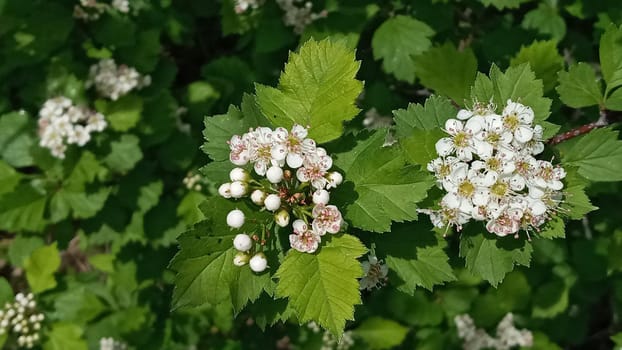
(2, 0, 622, 349)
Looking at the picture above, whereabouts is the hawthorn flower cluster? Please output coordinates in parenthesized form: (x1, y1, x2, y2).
(182, 172, 205, 192)
(276, 0, 328, 34)
(87, 59, 151, 101)
(0, 293, 45, 349)
(74, 0, 130, 21)
(100, 337, 127, 350)
(455, 313, 533, 350)
(359, 254, 389, 291)
(38, 97, 107, 159)
(220, 125, 344, 272)
(420, 100, 566, 237)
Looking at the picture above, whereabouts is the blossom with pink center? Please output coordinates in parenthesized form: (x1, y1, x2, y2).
(311, 204, 342, 235)
(247, 127, 275, 175)
(296, 147, 333, 189)
(228, 134, 250, 166)
(271, 124, 314, 168)
(289, 219, 321, 253)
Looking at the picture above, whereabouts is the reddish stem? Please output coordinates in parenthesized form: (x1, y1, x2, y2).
(548, 111, 610, 145)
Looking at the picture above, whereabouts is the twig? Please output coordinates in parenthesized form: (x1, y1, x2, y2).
(548, 110, 611, 145)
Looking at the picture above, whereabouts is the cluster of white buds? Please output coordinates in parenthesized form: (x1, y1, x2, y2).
(73, 0, 130, 21)
(99, 337, 127, 350)
(86, 59, 151, 101)
(455, 313, 533, 350)
(182, 172, 205, 192)
(38, 97, 107, 159)
(276, 0, 328, 34)
(234, 0, 263, 14)
(0, 293, 45, 349)
(359, 254, 389, 291)
(419, 99, 566, 238)
(219, 125, 344, 272)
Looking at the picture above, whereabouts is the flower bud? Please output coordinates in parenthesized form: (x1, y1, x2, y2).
(233, 252, 250, 266)
(251, 189, 266, 205)
(218, 183, 232, 198)
(229, 167, 249, 182)
(292, 219, 307, 233)
(266, 166, 284, 184)
(312, 189, 330, 205)
(233, 233, 253, 252)
(230, 181, 248, 198)
(264, 194, 281, 211)
(226, 209, 245, 229)
(327, 172, 343, 188)
(249, 253, 268, 272)
(274, 210, 290, 227)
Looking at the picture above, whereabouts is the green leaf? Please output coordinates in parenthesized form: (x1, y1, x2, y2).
(8, 236, 44, 268)
(202, 94, 270, 161)
(557, 128, 622, 182)
(605, 86, 622, 110)
(532, 277, 569, 318)
(400, 129, 446, 166)
(275, 234, 367, 336)
(353, 317, 410, 350)
(88, 254, 115, 273)
(511, 40, 564, 92)
(97, 95, 143, 132)
(459, 230, 533, 287)
(0, 159, 21, 195)
(479, 0, 529, 10)
(24, 243, 61, 294)
(557, 63, 604, 108)
(371, 15, 434, 82)
(104, 134, 143, 173)
(333, 131, 434, 232)
(0, 184, 47, 232)
(50, 188, 111, 222)
(170, 196, 272, 310)
(538, 216, 565, 239)
(43, 322, 87, 350)
(51, 287, 105, 324)
(0, 277, 13, 305)
(521, 2, 566, 40)
(393, 95, 457, 137)
(256, 39, 363, 144)
(0, 111, 35, 167)
(375, 223, 455, 293)
(472, 63, 551, 122)
(562, 169, 597, 219)
(600, 24, 622, 93)
(413, 43, 477, 103)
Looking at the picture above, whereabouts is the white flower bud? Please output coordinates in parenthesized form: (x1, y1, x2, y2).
(249, 253, 268, 272)
(218, 183, 232, 198)
(37, 314, 44, 322)
(229, 181, 248, 198)
(13, 323, 22, 332)
(292, 219, 307, 233)
(264, 194, 281, 211)
(250, 189, 266, 205)
(274, 210, 290, 227)
(266, 166, 284, 184)
(226, 209, 245, 229)
(229, 167, 249, 182)
(327, 172, 343, 188)
(233, 233, 253, 252)
(312, 189, 330, 205)
(233, 252, 250, 266)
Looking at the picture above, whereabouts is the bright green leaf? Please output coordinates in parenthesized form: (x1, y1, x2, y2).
(522, 2, 566, 41)
(413, 43, 477, 103)
(104, 134, 143, 173)
(8, 235, 44, 268)
(400, 129, 446, 166)
(372, 15, 434, 82)
(333, 131, 434, 232)
(0, 159, 20, 195)
(600, 24, 622, 93)
(275, 234, 367, 336)
(24, 243, 61, 293)
(43, 322, 87, 350)
(511, 40, 564, 92)
(557, 128, 622, 181)
(538, 216, 565, 239)
(0, 184, 47, 232)
(256, 39, 363, 144)
(557, 63, 603, 108)
(393, 95, 456, 137)
(98, 95, 143, 132)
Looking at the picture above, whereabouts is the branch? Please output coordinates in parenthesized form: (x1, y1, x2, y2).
(548, 110, 620, 145)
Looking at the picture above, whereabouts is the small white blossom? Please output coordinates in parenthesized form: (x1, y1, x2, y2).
(100, 337, 127, 350)
(276, 0, 327, 34)
(0, 293, 44, 349)
(455, 313, 533, 350)
(87, 59, 150, 100)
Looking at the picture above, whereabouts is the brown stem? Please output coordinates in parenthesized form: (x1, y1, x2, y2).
(548, 110, 611, 145)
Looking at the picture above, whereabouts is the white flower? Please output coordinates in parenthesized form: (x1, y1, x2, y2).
(289, 219, 321, 253)
(226, 209, 245, 229)
(296, 147, 333, 189)
(249, 253, 268, 272)
(87, 59, 149, 100)
(271, 124, 313, 168)
(311, 204, 342, 235)
(247, 127, 276, 175)
(264, 194, 281, 211)
(436, 117, 484, 161)
(359, 255, 388, 291)
(312, 189, 330, 205)
(230, 167, 249, 182)
(229, 181, 248, 198)
(233, 233, 253, 251)
(502, 100, 535, 143)
(228, 134, 250, 166)
(218, 183, 232, 198)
